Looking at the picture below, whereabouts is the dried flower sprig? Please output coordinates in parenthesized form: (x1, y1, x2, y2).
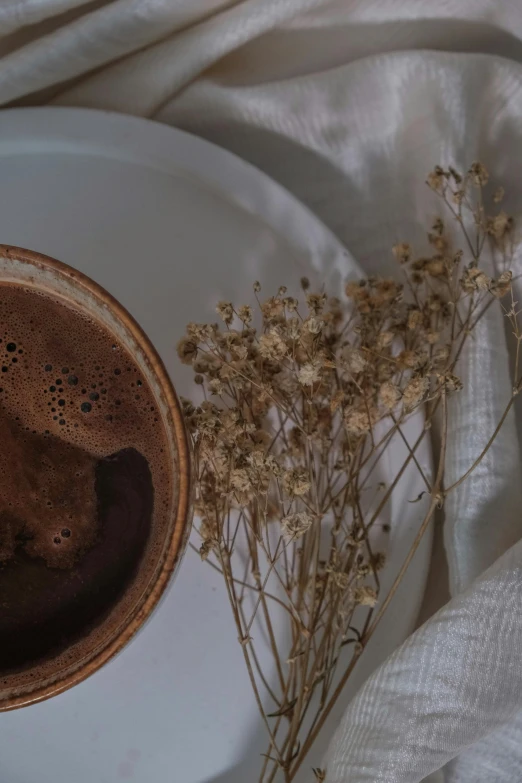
(179, 163, 518, 782)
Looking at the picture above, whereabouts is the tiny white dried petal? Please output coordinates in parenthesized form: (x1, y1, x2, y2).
(297, 362, 321, 386)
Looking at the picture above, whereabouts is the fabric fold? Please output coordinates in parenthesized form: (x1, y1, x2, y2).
(325, 538, 522, 782)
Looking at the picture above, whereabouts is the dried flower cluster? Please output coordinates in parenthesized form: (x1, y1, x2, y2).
(178, 164, 517, 783)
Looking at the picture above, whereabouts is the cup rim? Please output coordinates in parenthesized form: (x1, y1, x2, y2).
(0, 245, 192, 710)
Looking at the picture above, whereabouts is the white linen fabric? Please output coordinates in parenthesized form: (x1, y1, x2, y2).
(2, 2, 522, 780)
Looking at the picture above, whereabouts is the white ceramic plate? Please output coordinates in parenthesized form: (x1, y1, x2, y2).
(0, 108, 432, 783)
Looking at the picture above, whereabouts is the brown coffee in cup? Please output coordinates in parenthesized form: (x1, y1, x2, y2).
(0, 247, 190, 709)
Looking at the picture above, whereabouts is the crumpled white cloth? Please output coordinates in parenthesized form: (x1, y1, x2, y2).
(3, 2, 522, 781)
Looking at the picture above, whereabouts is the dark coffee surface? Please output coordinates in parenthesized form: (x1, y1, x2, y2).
(0, 282, 171, 680)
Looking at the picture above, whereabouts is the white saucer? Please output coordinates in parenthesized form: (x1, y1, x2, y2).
(0, 108, 431, 783)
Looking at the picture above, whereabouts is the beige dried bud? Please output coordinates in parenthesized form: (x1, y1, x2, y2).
(438, 373, 463, 392)
(397, 350, 422, 369)
(261, 296, 284, 322)
(426, 258, 447, 277)
(461, 266, 491, 292)
(216, 301, 234, 325)
(432, 217, 444, 235)
(186, 322, 205, 340)
(428, 234, 448, 255)
(306, 316, 325, 334)
(452, 189, 465, 205)
(177, 337, 198, 365)
(265, 454, 283, 478)
(354, 585, 378, 607)
(493, 186, 505, 203)
(379, 381, 400, 410)
(376, 331, 394, 350)
(181, 396, 195, 415)
(407, 309, 423, 330)
(230, 468, 253, 494)
(344, 407, 373, 436)
(281, 511, 314, 543)
(208, 378, 225, 395)
(284, 317, 300, 341)
(330, 390, 345, 413)
(231, 343, 248, 361)
(469, 161, 489, 186)
(283, 296, 299, 312)
(199, 539, 214, 561)
(428, 294, 443, 312)
(283, 468, 311, 497)
(449, 166, 462, 184)
(374, 278, 401, 303)
(345, 280, 367, 300)
(343, 347, 367, 374)
(306, 293, 327, 314)
(253, 280, 261, 292)
(357, 562, 370, 578)
(487, 212, 513, 240)
(491, 270, 512, 298)
(392, 242, 412, 264)
(411, 375, 435, 412)
(403, 375, 429, 409)
(427, 166, 445, 191)
(297, 361, 321, 386)
(327, 568, 350, 590)
(259, 329, 288, 361)
(237, 305, 253, 324)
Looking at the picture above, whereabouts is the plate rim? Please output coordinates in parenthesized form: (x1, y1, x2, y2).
(0, 106, 356, 283)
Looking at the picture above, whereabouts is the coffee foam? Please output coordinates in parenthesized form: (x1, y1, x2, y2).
(0, 282, 172, 687)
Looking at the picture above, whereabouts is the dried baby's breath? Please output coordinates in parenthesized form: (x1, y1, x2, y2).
(379, 381, 400, 410)
(283, 468, 311, 497)
(470, 161, 489, 186)
(297, 361, 321, 387)
(487, 212, 513, 241)
(427, 165, 445, 192)
(354, 585, 378, 607)
(179, 164, 517, 783)
(216, 301, 234, 324)
(259, 329, 288, 360)
(176, 337, 198, 365)
(403, 375, 429, 409)
(392, 242, 412, 264)
(282, 512, 314, 542)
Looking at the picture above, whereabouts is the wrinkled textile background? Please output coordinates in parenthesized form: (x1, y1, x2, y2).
(2, 2, 522, 780)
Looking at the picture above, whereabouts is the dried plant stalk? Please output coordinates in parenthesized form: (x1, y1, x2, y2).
(179, 164, 518, 782)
